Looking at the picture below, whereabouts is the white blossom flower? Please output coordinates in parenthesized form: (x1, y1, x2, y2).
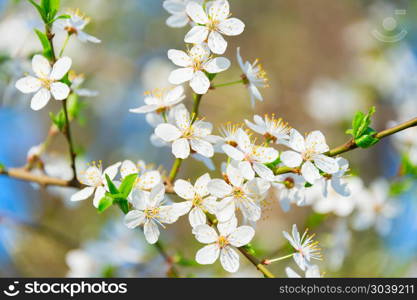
(237, 47, 269, 106)
(124, 184, 189, 244)
(283, 224, 321, 271)
(15, 55, 72, 110)
(163, 0, 203, 28)
(286, 265, 321, 278)
(55, 9, 100, 43)
(154, 105, 215, 159)
(130, 86, 185, 114)
(245, 114, 290, 144)
(352, 179, 400, 236)
(222, 128, 278, 181)
(69, 71, 98, 97)
(207, 163, 270, 222)
(272, 173, 306, 212)
(168, 44, 230, 94)
(120, 160, 162, 191)
(317, 157, 350, 198)
(193, 217, 254, 272)
(280, 129, 339, 184)
(70, 161, 121, 207)
(185, 0, 245, 54)
(174, 173, 218, 227)
(311, 177, 363, 217)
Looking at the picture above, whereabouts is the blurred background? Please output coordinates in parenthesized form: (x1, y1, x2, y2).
(1, 0, 417, 277)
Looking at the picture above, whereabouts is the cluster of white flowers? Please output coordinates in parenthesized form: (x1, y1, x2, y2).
(17, 0, 407, 277)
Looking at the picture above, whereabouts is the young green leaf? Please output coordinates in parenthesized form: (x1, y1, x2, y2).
(49, 110, 66, 131)
(34, 29, 53, 60)
(105, 174, 119, 195)
(28, 0, 47, 23)
(119, 173, 138, 198)
(98, 195, 113, 213)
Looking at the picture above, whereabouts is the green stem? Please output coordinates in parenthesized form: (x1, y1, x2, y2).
(211, 79, 244, 89)
(62, 99, 77, 181)
(59, 34, 71, 58)
(169, 158, 183, 182)
(191, 93, 202, 123)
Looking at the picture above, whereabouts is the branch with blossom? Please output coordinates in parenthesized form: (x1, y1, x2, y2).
(1, 0, 417, 278)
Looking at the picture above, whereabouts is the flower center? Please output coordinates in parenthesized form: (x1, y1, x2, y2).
(302, 150, 314, 161)
(182, 126, 194, 138)
(65, 26, 78, 35)
(39, 77, 53, 89)
(144, 207, 160, 219)
(192, 195, 203, 207)
(217, 236, 229, 248)
(207, 18, 220, 31)
(233, 187, 245, 199)
(283, 177, 295, 189)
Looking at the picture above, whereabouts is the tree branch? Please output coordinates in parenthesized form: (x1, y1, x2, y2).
(274, 117, 417, 175)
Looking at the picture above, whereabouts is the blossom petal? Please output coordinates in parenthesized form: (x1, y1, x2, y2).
(207, 179, 232, 198)
(288, 129, 306, 152)
(32, 54, 51, 78)
(228, 225, 255, 247)
(15, 76, 41, 93)
(306, 131, 329, 153)
(222, 144, 244, 161)
(174, 179, 195, 200)
(218, 18, 245, 36)
(190, 138, 214, 158)
(253, 162, 275, 181)
(238, 161, 255, 180)
(208, 0, 229, 20)
(189, 207, 207, 228)
(168, 67, 194, 85)
(190, 70, 210, 94)
(239, 197, 261, 222)
(120, 160, 138, 178)
(166, 14, 189, 28)
(281, 150, 303, 168)
(184, 25, 209, 44)
(172, 138, 190, 159)
(30, 88, 51, 111)
(220, 247, 239, 273)
(50, 56, 72, 80)
(93, 186, 106, 208)
(167, 49, 192, 67)
(313, 154, 339, 174)
(251, 146, 278, 163)
(217, 216, 237, 236)
(124, 210, 145, 229)
(155, 123, 182, 142)
(165, 85, 185, 105)
(196, 244, 220, 265)
(193, 120, 213, 137)
(137, 171, 162, 190)
(194, 173, 211, 197)
(70, 186, 95, 202)
(193, 224, 218, 244)
(203, 57, 230, 74)
(186, 1, 209, 24)
(208, 30, 227, 55)
(301, 161, 321, 184)
(103, 162, 121, 181)
(50, 82, 70, 100)
(144, 220, 160, 244)
(216, 196, 235, 222)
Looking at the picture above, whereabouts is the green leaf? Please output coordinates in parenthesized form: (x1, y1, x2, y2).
(119, 173, 138, 198)
(49, 110, 66, 131)
(355, 106, 375, 138)
(0, 163, 5, 172)
(355, 127, 379, 148)
(34, 29, 53, 60)
(105, 174, 119, 195)
(40, 0, 60, 22)
(67, 93, 87, 120)
(117, 200, 130, 214)
(98, 195, 113, 213)
(28, 0, 47, 23)
(49, 14, 70, 24)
